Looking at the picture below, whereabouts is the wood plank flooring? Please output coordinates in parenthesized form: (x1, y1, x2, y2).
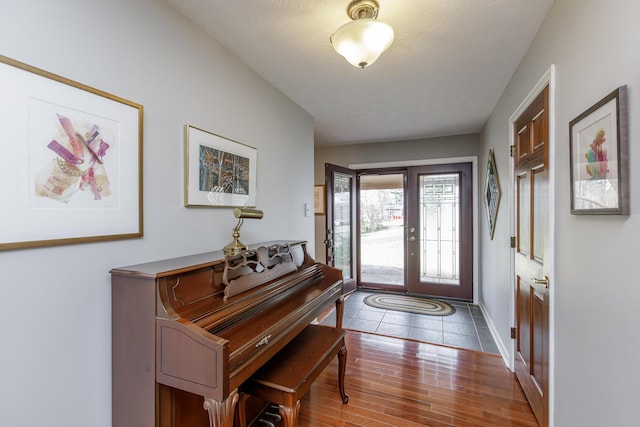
(272, 330, 538, 427)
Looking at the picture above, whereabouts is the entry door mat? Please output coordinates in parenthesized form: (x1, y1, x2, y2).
(364, 294, 455, 316)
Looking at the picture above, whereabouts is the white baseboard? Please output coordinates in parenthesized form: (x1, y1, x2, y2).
(478, 300, 513, 370)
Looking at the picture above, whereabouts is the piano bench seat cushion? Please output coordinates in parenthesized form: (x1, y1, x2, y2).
(239, 324, 348, 427)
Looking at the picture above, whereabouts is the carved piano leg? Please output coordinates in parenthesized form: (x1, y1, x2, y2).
(279, 400, 300, 427)
(338, 341, 349, 404)
(335, 296, 344, 329)
(235, 392, 250, 427)
(203, 389, 239, 427)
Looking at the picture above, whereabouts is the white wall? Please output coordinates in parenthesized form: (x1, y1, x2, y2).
(480, 0, 640, 425)
(0, 1, 314, 426)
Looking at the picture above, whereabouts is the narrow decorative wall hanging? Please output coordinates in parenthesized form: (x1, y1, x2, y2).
(483, 149, 501, 239)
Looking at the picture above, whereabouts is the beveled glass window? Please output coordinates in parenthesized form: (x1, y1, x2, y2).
(333, 173, 352, 280)
(419, 173, 460, 285)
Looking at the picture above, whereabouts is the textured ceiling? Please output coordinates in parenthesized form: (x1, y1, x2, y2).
(164, 0, 554, 147)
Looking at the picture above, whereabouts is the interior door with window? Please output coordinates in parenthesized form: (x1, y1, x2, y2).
(325, 163, 356, 293)
(406, 163, 473, 300)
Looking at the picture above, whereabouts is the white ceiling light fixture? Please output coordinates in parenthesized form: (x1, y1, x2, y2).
(330, 0, 395, 69)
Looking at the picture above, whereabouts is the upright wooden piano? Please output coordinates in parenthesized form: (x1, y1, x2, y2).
(110, 240, 344, 427)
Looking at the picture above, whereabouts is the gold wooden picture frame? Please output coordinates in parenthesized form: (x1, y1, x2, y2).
(314, 185, 325, 215)
(184, 125, 257, 208)
(0, 55, 143, 251)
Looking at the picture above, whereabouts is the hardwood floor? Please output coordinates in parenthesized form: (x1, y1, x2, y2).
(268, 330, 538, 427)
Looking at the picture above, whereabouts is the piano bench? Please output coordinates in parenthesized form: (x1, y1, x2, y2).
(239, 324, 348, 427)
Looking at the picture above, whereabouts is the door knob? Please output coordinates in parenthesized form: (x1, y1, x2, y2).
(531, 276, 549, 288)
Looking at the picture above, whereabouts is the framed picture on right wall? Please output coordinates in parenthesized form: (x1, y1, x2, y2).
(483, 148, 501, 239)
(569, 85, 629, 215)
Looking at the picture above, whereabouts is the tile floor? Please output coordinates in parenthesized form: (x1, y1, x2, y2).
(319, 290, 500, 354)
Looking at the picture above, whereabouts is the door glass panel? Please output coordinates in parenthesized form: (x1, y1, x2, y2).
(359, 174, 404, 285)
(533, 167, 548, 263)
(419, 173, 459, 285)
(518, 172, 530, 256)
(333, 172, 352, 280)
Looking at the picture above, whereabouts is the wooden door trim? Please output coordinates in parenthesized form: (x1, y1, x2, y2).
(508, 65, 555, 426)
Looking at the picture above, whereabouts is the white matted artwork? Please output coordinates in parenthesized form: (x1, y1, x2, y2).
(569, 85, 628, 214)
(184, 125, 257, 207)
(0, 55, 143, 251)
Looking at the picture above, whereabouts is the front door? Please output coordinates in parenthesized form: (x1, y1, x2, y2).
(325, 163, 357, 293)
(406, 163, 473, 300)
(514, 85, 550, 427)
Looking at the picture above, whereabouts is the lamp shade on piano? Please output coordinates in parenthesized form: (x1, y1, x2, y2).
(223, 207, 264, 255)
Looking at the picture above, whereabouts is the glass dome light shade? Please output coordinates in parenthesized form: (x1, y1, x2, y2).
(331, 18, 394, 68)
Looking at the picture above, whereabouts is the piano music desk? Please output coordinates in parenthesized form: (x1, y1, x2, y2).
(239, 324, 348, 427)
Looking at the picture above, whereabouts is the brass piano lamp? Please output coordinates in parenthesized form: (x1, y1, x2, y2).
(223, 207, 264, 255)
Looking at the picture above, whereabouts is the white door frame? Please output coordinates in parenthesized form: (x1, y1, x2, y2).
(508, 65, 556, 426)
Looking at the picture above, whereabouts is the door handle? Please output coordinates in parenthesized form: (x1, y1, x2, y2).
(324, 228, 334, 248)
(531, 276, 549, 288)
